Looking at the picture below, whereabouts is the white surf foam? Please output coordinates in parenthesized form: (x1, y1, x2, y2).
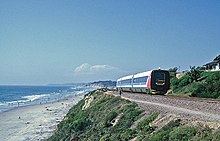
(0, 103, 6, 106)
(22, 94, 50, 102)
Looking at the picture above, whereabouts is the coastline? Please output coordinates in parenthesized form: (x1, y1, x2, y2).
(0, 94, 85, 141)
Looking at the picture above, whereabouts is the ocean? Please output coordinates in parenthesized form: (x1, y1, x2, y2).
(0, 85, 94, 112)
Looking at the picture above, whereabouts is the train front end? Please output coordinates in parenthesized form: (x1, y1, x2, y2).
(150, 70, 170, 94)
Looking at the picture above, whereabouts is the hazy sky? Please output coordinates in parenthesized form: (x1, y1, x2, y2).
(1, 0, 220, 85)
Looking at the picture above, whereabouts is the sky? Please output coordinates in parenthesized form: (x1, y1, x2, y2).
(0, 0, 220, 85)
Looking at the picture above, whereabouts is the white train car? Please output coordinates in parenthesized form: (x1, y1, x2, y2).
(116, 69, 170, 94)
(117, 75, 133, 92)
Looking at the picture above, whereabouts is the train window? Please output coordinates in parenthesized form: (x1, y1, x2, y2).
(133, 76, 148, 85)
(117, 81, 122, 86)
(121, 79, 132, 85)
(155, 72, 165, 85)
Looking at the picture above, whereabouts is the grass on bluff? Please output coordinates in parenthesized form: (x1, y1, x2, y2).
(48, 89, 220, 141)
(170, 71, 220, 99)
(47, 89, 144, 141)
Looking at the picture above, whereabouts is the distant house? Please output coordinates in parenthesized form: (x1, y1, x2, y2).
(204, 55, 220, 71)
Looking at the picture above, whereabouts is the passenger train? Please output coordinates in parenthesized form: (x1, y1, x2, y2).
(116, 69, 170, 94)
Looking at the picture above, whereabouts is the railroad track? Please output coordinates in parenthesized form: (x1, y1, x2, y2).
(110, 90, 220, 103)
(107, 90, 220, 122)
(165, 94, 220, 103)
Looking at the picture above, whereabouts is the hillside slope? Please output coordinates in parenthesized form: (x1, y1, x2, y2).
(170, 71, 220, 98)
(48, 89, 220, 141)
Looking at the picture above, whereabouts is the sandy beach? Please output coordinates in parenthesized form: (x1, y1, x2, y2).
(0, 95, 84, 141)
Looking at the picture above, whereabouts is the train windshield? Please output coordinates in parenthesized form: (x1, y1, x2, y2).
(155, 72, 165, 85)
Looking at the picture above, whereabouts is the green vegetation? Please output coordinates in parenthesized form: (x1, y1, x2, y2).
(48, 89, 143, 141)
(189, 66, 202, 82)
(48, 89, 220, 141)
(142, 119, 220, 141)
(170, 69, 220, 99)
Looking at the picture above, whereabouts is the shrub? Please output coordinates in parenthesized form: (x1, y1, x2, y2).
(147, 130, 170, 141)
(100, 134, 111, 141)
(70, 118, 92, 132)
(189, 66, 202, 82)
(137, 112, 159, 132)
(146, 120, 195, 141)
(119, 129, 137, 140)
(169, 127, 197, 141)
(191, 72, 220, 98)
(190, 128, 212, 140)
(170, 78, 179, 90)
(104, 111, 118, 127)
(212, 129, 220, 141)
(171, 71, 220, 99)
(170, 74, 192, 92)
(178, 74, 191, 87)
(161, 119, 181, 131)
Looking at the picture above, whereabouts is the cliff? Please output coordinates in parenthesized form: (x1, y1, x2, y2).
(48, 89, 220, 141)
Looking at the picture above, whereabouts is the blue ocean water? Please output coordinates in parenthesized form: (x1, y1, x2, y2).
(0, 85, 94, 112)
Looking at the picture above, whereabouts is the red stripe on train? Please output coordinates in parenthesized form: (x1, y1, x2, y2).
(147, 72, 151, 88)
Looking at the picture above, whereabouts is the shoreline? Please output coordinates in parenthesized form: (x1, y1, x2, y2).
(0, 94, 86, 141)
(0, 93, 83, 114)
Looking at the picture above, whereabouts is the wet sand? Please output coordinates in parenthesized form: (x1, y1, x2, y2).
(0, 95, 84, 141)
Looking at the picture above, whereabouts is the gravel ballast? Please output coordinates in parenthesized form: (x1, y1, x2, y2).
(110, 91, 220, 122)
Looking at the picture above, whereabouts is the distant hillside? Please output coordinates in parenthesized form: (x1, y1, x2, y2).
(85, 80, 116, 88)
(48, 80, 116, 88)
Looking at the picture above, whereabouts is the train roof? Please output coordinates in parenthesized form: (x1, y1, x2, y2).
(133, 70, 152, 78)
(117, 74, 133, 81)
(117, 69, 169, 81)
